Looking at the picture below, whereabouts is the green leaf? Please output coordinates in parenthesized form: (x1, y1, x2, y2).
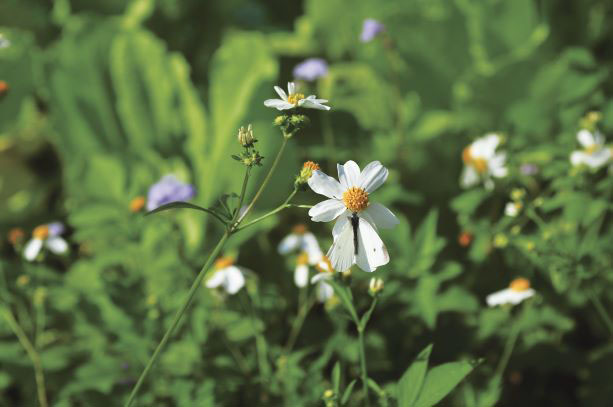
(413, 360, 476, 407)
(341, 379, 358, 405)
(332, 361, 341, 394)
(327, 280, 359, 324)
(397, 344, 433, 407)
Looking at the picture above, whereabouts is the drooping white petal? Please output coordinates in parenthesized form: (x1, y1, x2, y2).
(287, 82, 296, 95)
(264, 99, 294, 110)
(332, 212, 350, 240)
(570, 151, 587, 166)
(224, 266, 246, 294)
(316, 281, 334, 303)
(337, 161, 361, 189)
(490, 153, 508, 178)
(206, 269, 226, 289)
(360, 161, 389, 193)
(363, 203, 398, 229)
(294, 264, 309, 288)
(278, 234, 299, 254)
(584, 149, 611, 169)
(307, 170, 344, 199)
(486, 288, 535, 307)
(326, 220, 355, 272)
(299, 98, 331, 110)
(308, 199, 346, 222)
(302, 233, 323, 264)
(460, 166, 479, 188)
(577, 129, 595, 148)
(24, 238, 43, 261)
(45, 236, 69, 254)
(274, 86, 288, 100)
(355, 217, 389, 272)
(311, 272, 331, 284)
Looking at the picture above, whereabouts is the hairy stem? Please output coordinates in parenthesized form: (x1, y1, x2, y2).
(358, 325, 370, 407)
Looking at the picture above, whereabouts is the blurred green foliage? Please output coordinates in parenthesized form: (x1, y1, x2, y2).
(1, 0, 613, 406)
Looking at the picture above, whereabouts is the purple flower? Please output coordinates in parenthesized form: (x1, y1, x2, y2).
(146, 175, 196, 211)
(293, 58, 329, 81)
(360, 19, 385, 42)
(47, 222, 65, 237)
(520, 163, 539, 176)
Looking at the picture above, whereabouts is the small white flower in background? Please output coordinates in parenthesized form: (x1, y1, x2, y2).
(504, 202, 522, 217)
(310, 256, 335, 303)
(278, 224, 323, 265)
(368, 277, 384, 295)
(486, 278, 535, 307)
(206, 257, 246, 295)
(24, 222, 69, 261)
(0, 34, 10, 49)
(293, 252, 311, 288)
(461, 133, 508, 190)
(307, 160, 399, 272)
(264, 82, 330, 111)
(569, 129, 612, 170)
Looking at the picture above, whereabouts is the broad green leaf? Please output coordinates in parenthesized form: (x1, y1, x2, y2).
(397, 344, 433, 407)
(413, 360, 476, 407)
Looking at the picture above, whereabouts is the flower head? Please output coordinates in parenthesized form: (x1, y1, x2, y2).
(570, 129, 611, 170)
(458, 231, 472, 247)
(307, 160, 399, 272)
(0, 34, 10, 49)
(369, 277, 384, 296)
(460, 133, 507, 190)
(311, 256, 335, 302)
(129, 196, 146, 213)
(24, 222, 68, 261)
(264, 82, 330, 111)
(486, 278, 535, 307)
(360, 19, 385, 42)
(278, 224, 323, 266)
(504, 201, 522, 217)
(293, 58, 329, 81)
(206, 257, 246, 295)
(146, 175, 196, 211)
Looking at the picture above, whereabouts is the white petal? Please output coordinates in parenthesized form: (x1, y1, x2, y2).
(45, 236, 68, 254)
(311, 272, 331, 284)
(224, 266, 245, 295)
(302, 233, 323, 264)
(307, 170, 344, 199)
(274, 86, 288, 100)
(577, 129, 595, 148)
(355, 217, 389, 272)
(363, 203, 398, 229)
(206, 269, 226, 289)
(460, 166, 479, 188)
(294, 264, 309, 288)
(264, 99, 294, 110)
(505, 202, 519, 217)
(278, 234, 300, 254)
(298, 99, 330, 110)
(326, 220, 355, 272)
(24, 238, 43, 261)
(337, 161, 361, 189)
(316, 282, 334, 303)
(287, 82, 296, 95)
(472, 133, 500, 158)
(570, 151, 587, 166)
(332, 212, 350, 240)
(308, 199, 346, 222)
(359, 161, 388, 193)
(486, 288, 535, 306)
(584, 149, 611, 169)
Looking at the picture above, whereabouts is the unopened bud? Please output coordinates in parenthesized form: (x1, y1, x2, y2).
(369, 277, 384, 295)
(237, 124, 255, 147)
(323, 389, 334, 399)
(295, 161, 320, 187)
(510, 188, 525, 201)
(493, 233, 508, 248)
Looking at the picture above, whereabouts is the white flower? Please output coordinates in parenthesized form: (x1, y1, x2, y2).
(569, 129, 612, 169)
(368, 277, 384, 295)
(293, 252, 311, 288)
(461, 133, 508, 190)
(278, 224, 323, 265)
(307, 160, 399, 272)
(310, 257, 335, 303)
(486, 278, 535, 307)
(206, 257, 246, 295)
(504, 202, 522, 217)
(264, 82, 330, 111)
(24, 222, 69, 261)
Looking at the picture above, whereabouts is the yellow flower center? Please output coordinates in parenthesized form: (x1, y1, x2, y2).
(296, 252, 309, 265)
(214, 256, 234, 269)
(585, 144, 599, 154)
(462, 146, 488, 174)
(292, 224, 307, 235)
(316, 256, 334, 273)
(32, 225, 49, 240)
(342, 187, 369, 213)
(130, 196, 146, 213)
(509, 278, 530, 292)
(288, 93, 305, 105)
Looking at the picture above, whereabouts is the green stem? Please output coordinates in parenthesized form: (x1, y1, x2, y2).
(358, 326, 370, 407)
(321, 114, 336, 173)
(284, 291, 315, 353)
(125, 232, 230, 407)
(231, 167, 251, 226)
(588, 290, 613, 338)
(494, 315, 520, 379)
(236, 189, 297, 232)
(1, 308, 48, 407)
(237, 137, 289, 224)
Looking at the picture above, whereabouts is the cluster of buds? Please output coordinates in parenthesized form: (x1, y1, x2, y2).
(274, 113, 310, 138)
(232, 124, 263, 167)
(295, 161, 320, 188)
(369, 277, 384, 296)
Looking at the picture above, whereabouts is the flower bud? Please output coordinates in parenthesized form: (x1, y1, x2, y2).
(237, 124, 255, 147)
(458, 231, 472, 247)
(369, 277, 384, 296)
(510, 188, 525, 201)
(323, 389, 334, 399)
(493, 233, 508, 248)
(129, 196, 146, 213)
(295, 161, 320, 187)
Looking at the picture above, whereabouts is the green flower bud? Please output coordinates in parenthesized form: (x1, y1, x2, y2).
(237, 124, 256, 147)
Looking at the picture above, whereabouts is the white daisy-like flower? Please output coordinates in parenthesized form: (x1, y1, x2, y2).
(486, 278, 535, 307)
(264, 82, 330, 111)
(461, 133, 508, 190)
(570, 129, 612, 170)
(206, 257, 246, 295)
(504, 201, 522, 217)
(310, 256, 335, 303)
(293, 252, 311, 288)
(278, 224, 323, 265)
(307, 160, 399, 272)
(24, 222, 69, 261)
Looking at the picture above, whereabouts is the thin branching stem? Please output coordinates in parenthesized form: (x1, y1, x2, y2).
(588, 289, 613, 339)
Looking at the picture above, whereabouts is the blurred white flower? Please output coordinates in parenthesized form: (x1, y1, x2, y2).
(307, 160, 398, 272)
(310, 257, 335, 303)
(278, 224, 323, 265)
(504, 202, 522, 217)
(368, 277, 384, 295)
(0, 34, 10, 49)
(264, 82, 330, 111)
(486, 278, 535, 307)
(24, 222, 69, 261)
(293, 58, 329, 81)
(206, 257, 246, 295)
(461, 133, 507, 190)
(293, 252, 310, 288)
(570, 129, 611, 170)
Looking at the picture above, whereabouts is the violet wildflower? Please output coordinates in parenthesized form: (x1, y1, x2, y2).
(360, 19, 385, 42)
(146, 175, 196, 211)
(293, 58, 329, 81)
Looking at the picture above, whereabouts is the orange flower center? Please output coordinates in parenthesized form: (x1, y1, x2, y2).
(296, 252, 309, 265)
(8, 228, 25, 245)
(288, 93, 305, 105)
(342, 187, 369, 213)
(458, 232, 472, 247)
(316, 256, 334, 273)
(292, 224, 307, 235)
(130, 196, 146, 212)
(509, 278, 530, 292)
(214, 256, 234, 269)
(32, 225, 49, 240)
(462, 146, 488, 174)
(303, 161, 320, 172)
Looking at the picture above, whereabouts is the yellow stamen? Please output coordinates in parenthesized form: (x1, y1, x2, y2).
(291, 224, 308, 235)
(296, 252, 309, 265)
(288, 93, 305, 105)
(585, 144, 599, 154)
(509, 278, 530, 292)
(214, 256, 234, 269)
(462, 146, 488, 173)
(302, 161, 320, 172)
(32, 225, 49, 240)
(342, 187, 369, 213)
(130, 196, 146, 212)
